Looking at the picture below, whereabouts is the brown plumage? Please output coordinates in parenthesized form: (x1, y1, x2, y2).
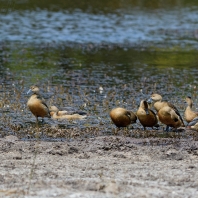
(191, 122, 198, 131)
(49, 105, 87, 120)
(110, 107, 137, 127)
(148, 93, 185, 131)
(184, 96, 198, 123)
(49, 106, 69, 116)
(188, 117, 198, 131)
(27, 85, 50, 124)
(137, 100, 158, 130)
(158, 106, 184, 130)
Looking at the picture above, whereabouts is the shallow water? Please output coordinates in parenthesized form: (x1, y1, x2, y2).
(1, 5, 198, 46)
(0, 1, 198, 139)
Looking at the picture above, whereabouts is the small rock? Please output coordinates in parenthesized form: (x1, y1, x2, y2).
(68, 147, 78, 154)
(8, 151, 22, 160)
(163, 149, 184, 160)
(113, 152, 127, 158)
(86, 181, 103, 191)
(0, 175, 5, 182)
(120, 146, 126, 151)
(78, 152, 90, 159)
(5, 135, 18, 142)
(166, 148, 178, 156)
(102, 146, 111, 151)
(47, 149, 67, 156)
(188, 165, 196, 169)
(103, 181, 120, 194)
(96, 150, 104, 155)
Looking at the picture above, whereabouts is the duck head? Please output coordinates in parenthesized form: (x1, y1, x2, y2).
(27, 85, 40, 95)
(147, 93, 162, 104)
(185, 96, 192, 107)
(140, 100, 149, 115)
(49, 105, 59, 113)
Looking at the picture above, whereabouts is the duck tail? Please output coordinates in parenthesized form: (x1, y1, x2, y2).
(74, 111, 87, 115)
(47, 111, 51, 118)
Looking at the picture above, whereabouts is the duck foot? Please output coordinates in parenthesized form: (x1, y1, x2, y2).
(164, 126, 170, 132)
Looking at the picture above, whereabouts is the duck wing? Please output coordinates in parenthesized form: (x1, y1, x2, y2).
(187, 117, 198, 126)
(167, 102, 185, 125)
(57, 110, 87, 116)
(73, 111, 87, 115)
(36, 95, 50, 116)
(149, 109, 156, 115)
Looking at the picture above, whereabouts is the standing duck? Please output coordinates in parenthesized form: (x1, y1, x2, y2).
(148, 93, 185, 131)
(27, 85, 51, 124)
(184, 96, 198, 123)
(136, 100, 158, 130)
(157, 106, 184, 130)
(110, 107, 137, 128)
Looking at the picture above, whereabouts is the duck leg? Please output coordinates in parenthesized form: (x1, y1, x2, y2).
(35, 117, 39, 128)
(173, 128, 178, 132)
(165, 126, 170, 132)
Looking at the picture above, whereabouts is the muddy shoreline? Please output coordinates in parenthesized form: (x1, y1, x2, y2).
(0, 133, 198, 198)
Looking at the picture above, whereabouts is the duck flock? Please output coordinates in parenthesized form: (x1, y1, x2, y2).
(110, 94, 198, 132)
(27, 85, 198, 132)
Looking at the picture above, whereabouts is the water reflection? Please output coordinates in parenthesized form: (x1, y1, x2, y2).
(1, 0, 198, 12)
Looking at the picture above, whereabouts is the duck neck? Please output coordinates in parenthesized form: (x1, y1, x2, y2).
(33, 91, 40, 96)
(188, 101, 193, 109)
(186, 105, 192, 112)
(153, 101, 163, 112)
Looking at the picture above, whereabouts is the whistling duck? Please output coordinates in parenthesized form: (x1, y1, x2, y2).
(184, 96, 198, 123)
(148, 93, 185, 131)
(137, 100, 158, 130)
(110, 107, 137, 127)
(49, 105, 87, 120)
(27, 85, 50, 124)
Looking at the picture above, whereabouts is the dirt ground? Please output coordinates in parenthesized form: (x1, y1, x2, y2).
(0, 133, 198, 198)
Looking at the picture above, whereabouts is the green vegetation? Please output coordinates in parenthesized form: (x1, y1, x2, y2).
(1, 0, 198, 13)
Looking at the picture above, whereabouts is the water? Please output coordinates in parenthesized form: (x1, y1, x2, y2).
(1, 7, 198, 45)
(0, 1, 198, 139)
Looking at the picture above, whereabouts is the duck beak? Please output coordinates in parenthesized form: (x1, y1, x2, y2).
(147, 98, 153, 104)
(27, 89, 32, 95)
(145, 108, 149, 115)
